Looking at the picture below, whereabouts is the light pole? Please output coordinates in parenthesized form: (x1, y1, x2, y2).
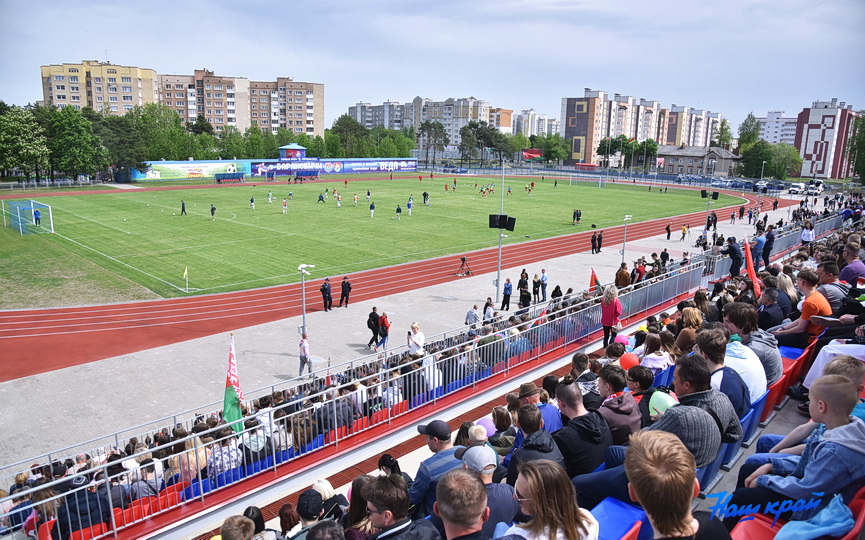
(621, 215, 633, 263)
(298, 264, 314, 334)
(760, 160, 767, 182)
(495, 154, 506, 302)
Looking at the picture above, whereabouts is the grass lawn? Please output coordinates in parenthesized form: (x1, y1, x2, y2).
(0, 176, 740, 305)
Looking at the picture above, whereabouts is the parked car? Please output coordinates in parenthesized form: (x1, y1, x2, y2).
(806, 185, 822, 195)
(789, 182, 806, 194)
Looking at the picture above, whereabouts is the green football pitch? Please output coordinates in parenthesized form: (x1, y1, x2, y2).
(0, 176, 739, 303)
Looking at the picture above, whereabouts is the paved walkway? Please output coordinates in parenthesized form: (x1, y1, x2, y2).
(0, 195, 800, 469)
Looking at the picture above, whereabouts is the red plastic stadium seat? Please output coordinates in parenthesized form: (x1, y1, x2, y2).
(619, 521, 642, 540)
(69, 523, 107, 540)
(37, 519, 56, 540)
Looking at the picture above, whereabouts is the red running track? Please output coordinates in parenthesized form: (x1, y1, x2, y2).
(0, 187, 781, 382)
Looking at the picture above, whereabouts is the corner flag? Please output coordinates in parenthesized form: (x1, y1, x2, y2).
(223, 333, 245, 433)
(183, 267, 188, 279)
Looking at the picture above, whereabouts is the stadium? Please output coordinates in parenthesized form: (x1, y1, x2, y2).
(1, 156, 864, 540)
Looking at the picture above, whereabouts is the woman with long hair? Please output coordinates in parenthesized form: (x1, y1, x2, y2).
(600, 286, 623, 348)
(659, 329, 682, 359)
(504, 459, 599, 539)
(532, 274, 541, 304)
(693, 289, 719, 323)
(639, 333, 671, 376)
(344, 475, 377, 540)
(377, 453, 412, 485)
(242, 505, 279, 540)
(777, 273, 800, 305)
(801, 219, 815, 247)
(279, 503, 301, 538)
(673, 309, 701, 355)
(736, 278, 757, 306)
(454, 421, 474, 447)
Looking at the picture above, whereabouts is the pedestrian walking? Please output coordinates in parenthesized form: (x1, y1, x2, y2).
(210, 204, 216, 221)
(680, 225, 687, 241)
(180, 200, 187, 215)
(299, 333, 312, 378)
(665, 222, 671, 240)
(573, 209, 578, 225)
(370, 201, 375, 218)
(367, 307, 380, 350)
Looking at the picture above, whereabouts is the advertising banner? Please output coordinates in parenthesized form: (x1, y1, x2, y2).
(132, 161, 250, 181)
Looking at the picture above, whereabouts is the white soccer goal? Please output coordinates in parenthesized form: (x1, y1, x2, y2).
(3, 199, 54, 235)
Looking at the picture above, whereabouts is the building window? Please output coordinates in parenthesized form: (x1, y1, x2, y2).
(96, 96, 103, 102)
(108, 86, 117, 93)
(215, 110, 223, 115)
(110, 105, 118, 111)
(123, 96, 133, 101)
(175, 93, 183, 98)
(121, 86, 132, 92)
(205, 85, 211, 90)
(165, 101, 172, 106)
(252, 112, 258, 117)
(55, 84, 65, 90)
(95, 87, 102, 93)
(124, 105, 133, 111)
(71, 95, 80, 101)
(688, 167, 693, 173)
(69, 76, 79, 82)
(165, 83, 172, 89)
(120, 76, 131, 83)
(214, 93, 222, 98)
(68, 68, 79, 72)
(53, 75, 65, 81)
(106, 69, 116, 74)
(678, 166, 684, 173)
(251, 98, 257, 102)
(214, 85, 222, 90)
(261, 120, 269, 125)
(94, 77, 102, 83)
(109, 96, 118, 102)
(215, 118, 224, 123)
(108, 77, 116, 83)
(175, 84, 184, 89)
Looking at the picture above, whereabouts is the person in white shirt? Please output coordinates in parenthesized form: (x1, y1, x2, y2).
(407, 322, 425, 359)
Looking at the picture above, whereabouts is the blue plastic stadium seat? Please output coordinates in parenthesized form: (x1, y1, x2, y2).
(590, 497, 652, 540)
(778, 346, 805, 361)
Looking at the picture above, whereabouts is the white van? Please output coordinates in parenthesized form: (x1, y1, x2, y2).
(789, 183, 806, 194)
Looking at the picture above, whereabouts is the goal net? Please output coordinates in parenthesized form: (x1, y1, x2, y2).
(3, 200, 54, 235)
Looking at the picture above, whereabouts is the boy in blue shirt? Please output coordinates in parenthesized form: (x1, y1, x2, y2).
(723, 373, 865, 530)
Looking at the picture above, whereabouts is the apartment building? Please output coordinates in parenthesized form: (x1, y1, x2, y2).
(40, 60, 158, 115)
(756, 110, 798, 145)
(560, 88, 724, 166)
(488, 108, 513, 134)
(794, 98, 858, 179)
(348, 101, 407, 130)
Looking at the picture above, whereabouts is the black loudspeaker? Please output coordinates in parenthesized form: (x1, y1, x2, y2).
(712, 192, 719, 200)
(701, 190, 708, 198)
(591, 224, 597, 228)
(489, 214, 499, 228)
(505, 217, 516, 232)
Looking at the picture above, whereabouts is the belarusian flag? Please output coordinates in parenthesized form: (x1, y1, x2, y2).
(627, 138, 635, 143)
(223, 333, 245, 433)
(590, 268, 603, 294)
(522, 148, 543, 161)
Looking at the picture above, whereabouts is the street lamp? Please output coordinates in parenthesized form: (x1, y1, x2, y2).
(760, 160, 767, 181)
(495, 154, 506, 302)
(298, 264, 315, 335)
(621, 215, 633, 263)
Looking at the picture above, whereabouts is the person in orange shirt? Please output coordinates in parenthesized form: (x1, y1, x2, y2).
(772, 268, 831, 348)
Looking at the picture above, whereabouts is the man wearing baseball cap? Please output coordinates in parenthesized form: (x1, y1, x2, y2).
(457, 445, 520, 538)
(408, 420, 464, 518)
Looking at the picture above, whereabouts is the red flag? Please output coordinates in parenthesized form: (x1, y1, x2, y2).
(325, 369, 332, 386)
(590, 268, 603, 295)
(532, 306, 549, 327)
(627, 138, 635, 143)
(522, 148, 543, 161)
(223, 333, 245, 432)
(742, 237, 762, 297)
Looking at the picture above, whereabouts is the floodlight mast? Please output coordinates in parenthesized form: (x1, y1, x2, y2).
(298, 264, 315, 334)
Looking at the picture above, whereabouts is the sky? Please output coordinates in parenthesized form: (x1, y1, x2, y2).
(1, 0, 863, 131)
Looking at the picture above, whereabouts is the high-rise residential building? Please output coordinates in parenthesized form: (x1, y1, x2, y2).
(755, 110, 798, 145)
(351, 96, 489, 145)
(515, 109, 540, 137)
(40, 60, 158, 115)
(561, 88, 723, 166)
(489, 108, 513, 134)
(794, 98, 858, 179)
(348, 101, 407, 130)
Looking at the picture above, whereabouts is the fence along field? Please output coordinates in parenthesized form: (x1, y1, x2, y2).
(2, 177, 739, 299)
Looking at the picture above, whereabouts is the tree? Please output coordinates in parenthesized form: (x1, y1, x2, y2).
(636, 139, 659, 171)
(324, 130, 345, 158)
(846, 113, 865, 184)
(458, 126, 478, 165)
(510, 133, 531, 157)
(331, 114, 369, 157)
(128, 103, 188, 161)
(767, 143, 802, 180)
(738, 112, 761, 151)
(711, 119, 733, 149)
(595, 137, 621, 167)
(218, 126, 246, 159)
(739, 140, 773, 178)
(428, 121, 449, 165)
(50, 106, 107, 177)
(0, 106, 50, 179)
(417, 120, 433, 164)
(188, 114, 214, 135)
(377, 136, 399, 159)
